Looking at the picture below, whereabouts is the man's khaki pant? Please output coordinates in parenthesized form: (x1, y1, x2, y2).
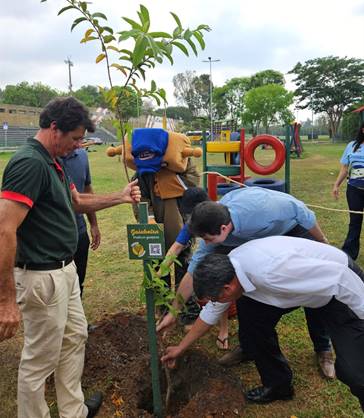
(15, 262, 88, 418)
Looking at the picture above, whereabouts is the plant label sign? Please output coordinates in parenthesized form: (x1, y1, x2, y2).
(127, 224, 165, 260)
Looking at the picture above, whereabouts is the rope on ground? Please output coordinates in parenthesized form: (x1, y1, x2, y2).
(200, 170, 364, 215)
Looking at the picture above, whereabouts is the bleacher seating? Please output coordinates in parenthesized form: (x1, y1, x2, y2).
(0, 126, 116, 149)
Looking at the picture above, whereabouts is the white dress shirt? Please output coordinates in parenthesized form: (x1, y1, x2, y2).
(199, 236, 364, 325)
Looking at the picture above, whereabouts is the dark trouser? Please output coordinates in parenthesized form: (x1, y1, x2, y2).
(135, 173, 200, 320)
(342, 184, 364, 260)
(238, 260, 364, 410)
(73, 231, 90, 298)
(284, 225, 331, 352)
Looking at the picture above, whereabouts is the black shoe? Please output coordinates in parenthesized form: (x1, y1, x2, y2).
(218, 346, 254, 367)
(85, 391, 103, 418)
(246, 385, 294, 404)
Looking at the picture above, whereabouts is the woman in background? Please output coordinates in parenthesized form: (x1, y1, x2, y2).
(333, 122, 364, 259)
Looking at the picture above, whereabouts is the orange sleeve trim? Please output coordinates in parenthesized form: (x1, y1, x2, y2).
(1, 191, 34, 208)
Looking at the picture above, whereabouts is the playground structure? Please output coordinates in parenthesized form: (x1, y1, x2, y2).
(290, 121, 303, 157)
(202, 127, 291, 200)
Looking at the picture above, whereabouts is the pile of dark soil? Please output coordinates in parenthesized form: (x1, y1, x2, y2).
(83, 311, 246, 417)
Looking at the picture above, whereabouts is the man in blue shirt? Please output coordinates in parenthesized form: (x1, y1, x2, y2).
(157, 186, 335, 382)
(62, 148, 100, 297)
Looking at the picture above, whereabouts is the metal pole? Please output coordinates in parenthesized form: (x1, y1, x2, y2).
(202, 57, 220, 141)
(285, 125, 291, 194)
(138, 202, 164, 418)
(209, 58, 213, 139)
(64, 57, 74, 94)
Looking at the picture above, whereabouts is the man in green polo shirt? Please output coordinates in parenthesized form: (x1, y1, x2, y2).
(0, 97, 141, 418)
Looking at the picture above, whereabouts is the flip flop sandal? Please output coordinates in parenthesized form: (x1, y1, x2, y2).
(216, 337, 229, 350)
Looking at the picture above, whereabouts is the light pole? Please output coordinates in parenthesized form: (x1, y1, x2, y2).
(64, 57, 74, 93)
(202, 56, 220, 140)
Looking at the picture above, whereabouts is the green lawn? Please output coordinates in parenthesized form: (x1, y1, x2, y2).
(0, 142, 363, 417)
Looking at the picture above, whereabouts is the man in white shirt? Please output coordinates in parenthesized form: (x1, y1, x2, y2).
(161, 236, 364, 410)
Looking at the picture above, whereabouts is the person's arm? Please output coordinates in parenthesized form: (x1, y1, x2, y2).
(84, 184, 101, 250)
(71, 179, 141, 213)
(156, 240, 217, 333)
(0, 200, 29, 341)
(161, 317, 212, 368)
(332, 164, 349, 200)
(307, 223, 329, 244)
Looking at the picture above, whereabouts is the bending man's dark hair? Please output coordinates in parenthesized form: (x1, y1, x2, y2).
(353, 122, 364, 152)
(193, 253, 236, 300)
(39, 96, 95, 133)
(188, 201, 231, 236)
(180, 187, 210, 216)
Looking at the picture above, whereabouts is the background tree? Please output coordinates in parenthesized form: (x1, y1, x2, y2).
(173, 71, 210, 116)
(289, 56, 364, 139)
(1, 81, 60, 107)
(213, 77, 250, 122)
(192, 73, 210, 117)
(173, 71, 197, 114)
(243, 84, 294, 135)
(73, 85, 106, 107)
(249, 69, 285, 88)
(154, 106, 193, 122)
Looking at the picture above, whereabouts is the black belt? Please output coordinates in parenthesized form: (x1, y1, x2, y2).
(15, 256, 73, 271)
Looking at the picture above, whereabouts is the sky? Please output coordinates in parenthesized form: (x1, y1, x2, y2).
(1, 0, 364, 119)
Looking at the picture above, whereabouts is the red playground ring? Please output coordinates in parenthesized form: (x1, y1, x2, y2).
(245, 134, 285, 175)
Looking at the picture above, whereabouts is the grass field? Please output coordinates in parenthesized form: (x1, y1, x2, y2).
(0, 142, 363, 417)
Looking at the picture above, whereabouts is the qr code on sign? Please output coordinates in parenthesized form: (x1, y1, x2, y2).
(149, 243, 162, 256)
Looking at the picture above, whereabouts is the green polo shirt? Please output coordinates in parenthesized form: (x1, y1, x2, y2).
(1, 138, 78, 264)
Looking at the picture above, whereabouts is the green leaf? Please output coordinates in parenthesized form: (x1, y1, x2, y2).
(57, 5, 74, 15)
(173, 27, 183, 38)
(149, 32, 172, 39)
(170, 12, 182, 29)
(151, 80, 157, 92)
(164, 53, 173, 65)
(186, 38, 197, 56)
(95, 53, 106, 63)
(120, 49, 133, 56)
(71, 17, 88, 31)
(122, 17, 143, 30)
(71, 17, 87, 32)
(92, 12, 107, 20)
(172, 41, 189, 56)
(132, 36, 148, 66)
(197, 24, 211, 31)
(145, 36, 160, 58)
(138, 68, 146, 81)
(139, 5, 150, 24)
(118, 32, 132, 42)
(102, 26, 114, 34)
(110, 63, 127, 76)
(107, 45, 119, 52)
(183, 29, 192, 40)
(193, 31, 205, 49)
(80, 2, 87, 12)
(158, 88, 167, 102)
(103, 35, 115, 43)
